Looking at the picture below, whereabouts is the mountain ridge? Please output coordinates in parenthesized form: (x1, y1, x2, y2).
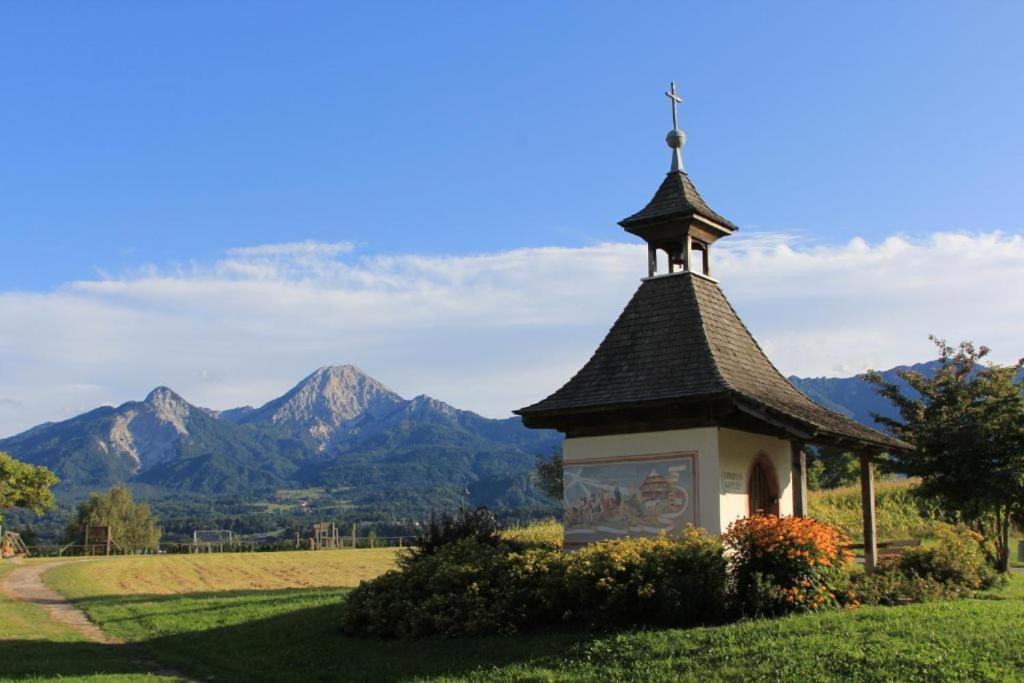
(7, 358, 1018, 525)
(0, 365, 561, 511)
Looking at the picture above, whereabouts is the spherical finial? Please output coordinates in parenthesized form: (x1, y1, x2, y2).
(666, 128, 686, 149)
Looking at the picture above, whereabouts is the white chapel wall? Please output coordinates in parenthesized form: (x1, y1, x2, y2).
(717, 428, 793, 531)
(562, 428, 721, 541)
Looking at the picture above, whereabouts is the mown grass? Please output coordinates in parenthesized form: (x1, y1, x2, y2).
(44, 548, 398, 597)
(0, 562, 172, 682)
(40, 553, 1024, 683)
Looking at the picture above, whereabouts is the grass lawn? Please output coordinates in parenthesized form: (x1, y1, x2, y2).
(0, 562, 169, 682)
(38, 553, 1024, 683)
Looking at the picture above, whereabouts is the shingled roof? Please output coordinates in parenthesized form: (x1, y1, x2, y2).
(515, 272, 907, 452)
(619, 171, 737, 231)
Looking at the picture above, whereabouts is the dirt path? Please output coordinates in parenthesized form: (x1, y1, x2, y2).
(2, 560, 193, 680)
(0, 560, 122, 644)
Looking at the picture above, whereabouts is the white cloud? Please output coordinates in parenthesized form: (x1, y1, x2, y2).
(1, 231, 1021, 437)
(225, 240, 356, 258)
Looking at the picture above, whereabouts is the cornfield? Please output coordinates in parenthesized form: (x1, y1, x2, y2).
(809, 478, 942, 542)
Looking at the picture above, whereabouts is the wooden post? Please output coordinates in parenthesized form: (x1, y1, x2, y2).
(791, 441, 808, 518)
(682, 235, 692, 273)
(647, 245, 657, 277)
(859, 452, 877, 573)
(351, 523, 357, 549)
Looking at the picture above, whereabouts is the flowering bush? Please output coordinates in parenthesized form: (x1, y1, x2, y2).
(723, 514, 855, 615)
(562, 529, 728, 628)
(343, 517, 1004, 639)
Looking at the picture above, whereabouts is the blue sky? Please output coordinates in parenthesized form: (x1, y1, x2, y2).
(3, 2, 1022, 291)
(1, 3, 1023, 435)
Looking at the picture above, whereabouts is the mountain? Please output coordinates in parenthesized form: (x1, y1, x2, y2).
(224, 365, 405, 451)
(0, 385, 302, 495)
(787, 361, 941, 428)
(0, 365, 561, 512)
(789, 360, 1024, 430)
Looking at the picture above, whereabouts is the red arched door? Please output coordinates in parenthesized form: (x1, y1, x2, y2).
(748, 456, 780, 516)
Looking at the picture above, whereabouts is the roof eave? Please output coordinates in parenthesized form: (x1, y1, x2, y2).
(514, 392, 734, 427)
(732, 395, 911, 454)
(618, 211, 737, 235)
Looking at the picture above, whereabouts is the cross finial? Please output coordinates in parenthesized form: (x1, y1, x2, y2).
(665, 81, 683, 130)
(664, 82, 686, 172)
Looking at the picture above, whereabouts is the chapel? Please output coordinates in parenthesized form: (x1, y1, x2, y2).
(515, 84, 908, 570)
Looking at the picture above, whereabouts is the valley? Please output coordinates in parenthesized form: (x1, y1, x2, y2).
(0, 365, 561, 543)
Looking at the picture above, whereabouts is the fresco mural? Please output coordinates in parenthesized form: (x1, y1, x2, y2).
(563, 452, 696, 544)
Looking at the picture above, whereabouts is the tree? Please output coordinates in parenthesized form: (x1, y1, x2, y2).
(867, 337, 1024, 572)
(807, 446, 860, 490)
(65, 485, 161, 551)
(0, 451, 58, 523)
(533, 449, 563, 499)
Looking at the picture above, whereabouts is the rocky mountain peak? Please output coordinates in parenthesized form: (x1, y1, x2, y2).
(144, 386, 185, 404)
(246, 364, 405, 444)
(142, 386, 191, 435)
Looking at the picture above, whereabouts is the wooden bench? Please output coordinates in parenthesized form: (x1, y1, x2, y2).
(847, 538, 921, 559)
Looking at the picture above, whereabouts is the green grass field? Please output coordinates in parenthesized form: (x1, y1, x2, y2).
(0, 562, 168, 682)
(3, 550, 1016, 682)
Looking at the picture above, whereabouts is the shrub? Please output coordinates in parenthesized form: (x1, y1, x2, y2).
(342, 537, 559, 638)
(562, 529, 728, 629)
(855, 524, 1005, 605)
(895, 524, 1001, 590)
(410, 507, 502, 560)
(342, 528, 728, 638)
(852, 569, 956, 606)
(723, 515, 854, 615)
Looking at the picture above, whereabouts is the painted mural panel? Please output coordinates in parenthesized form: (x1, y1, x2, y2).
(563, 452, 697, 545)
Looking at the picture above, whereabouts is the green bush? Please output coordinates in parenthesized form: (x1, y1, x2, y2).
(411, 508, 502, 559)
(342, 538, 555, 638)
(854, 524, 1005, 606)
(342, 519, 1008, 639)
(341, 529, 728, 638)
(896, 524, 1001, 590)
(852, 569, 956, 605)
(562, 530, 728, 629)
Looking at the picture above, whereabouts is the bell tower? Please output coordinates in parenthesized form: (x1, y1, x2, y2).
(516, 83, 907, 552)
(618, 82, 737, 278)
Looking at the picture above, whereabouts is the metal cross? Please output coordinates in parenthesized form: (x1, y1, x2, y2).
(665, 81, 683, 130)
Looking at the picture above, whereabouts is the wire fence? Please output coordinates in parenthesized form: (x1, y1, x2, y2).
(23, 535, 418, 557)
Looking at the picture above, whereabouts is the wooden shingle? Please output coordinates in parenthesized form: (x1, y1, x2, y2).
(516, 272, 907, 451)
